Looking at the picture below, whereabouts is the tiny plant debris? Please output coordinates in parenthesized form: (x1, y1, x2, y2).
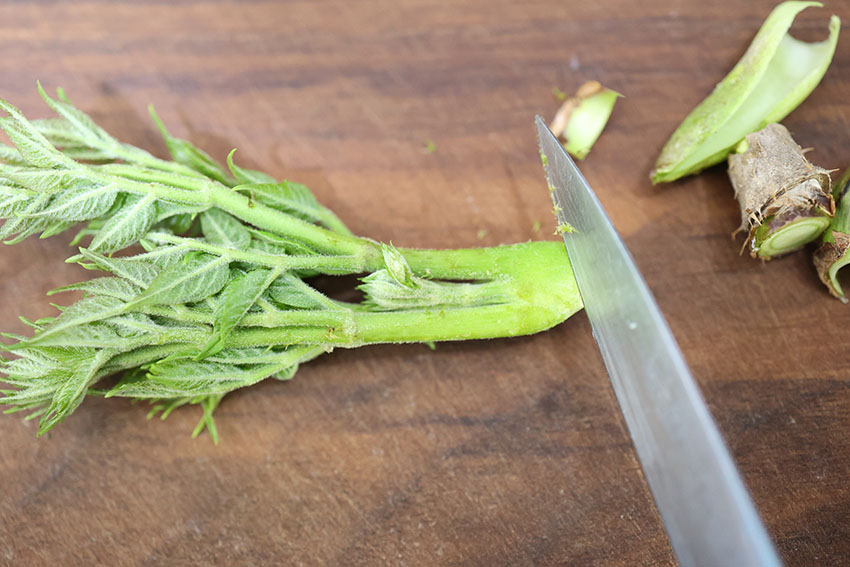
(814, 168, 850, 301)
(0, 85, 583, 441)
(652, 1, 840, 183)
(549, 81, 620, 160)
(728, 123, 833, 258)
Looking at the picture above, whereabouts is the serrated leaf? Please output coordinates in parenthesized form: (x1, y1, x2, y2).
(247, 227, 319, 256)
(50, 277, 143, 301)
(267, 273, 333, 309)
(0, 143, 25, 166)
(39, 219, 75, 239)
(38, 348, 114, 435)
(0, 184, 35, 216)
(25, 183, 117, 221)
(148, 105, 235, 185)
(22, 295, 127, 346)
(138, 246, 194, 270)
(24, 321, 135, 349)
(226, 149, 277, 184)
(234, 181, 323, 224)
(200, 208, 250, 250)
(146, 360, 274, 395)
(30, 117, 85, 147)
(38, 83, 118, 149)
(202, 347, 281, 365)
(0, 193, 50, 241)
(0, 165, 90, 194)
(0, 99, 76, 169)
(198, 269, 274, 358)
(76, 249, 160, 287)
(89, 193, 156, 252)
(127, 252, 230, 308)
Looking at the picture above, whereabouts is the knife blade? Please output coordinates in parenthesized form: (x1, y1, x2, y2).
(535, 116, 781, 567)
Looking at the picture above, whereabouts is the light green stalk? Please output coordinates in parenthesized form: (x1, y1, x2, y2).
(0, 87, 581, 441)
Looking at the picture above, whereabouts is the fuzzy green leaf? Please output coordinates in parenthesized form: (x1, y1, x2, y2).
(0, 165, 90, 194)
(37, 83, 118, 150)
(20, 295, 126, 347)
(233, 181, 325, 224)
(76, 249, 160, 287)
(148, 105, 235, 185)
(226, 149, 277, 184)
(88, 193, 157, 252)
(0, 144, 25, 166)
(126, 252, 230, 308)
(38, 348, 115, 435)
(199, 208, 250, 250)
(26, 183, 117, 222)
(198, 269, 274, 358)
(0, 184, 35, 216)
(49, 277, 143, 301)
(0, 99, 76, 170)
(267, 273, 334, 310)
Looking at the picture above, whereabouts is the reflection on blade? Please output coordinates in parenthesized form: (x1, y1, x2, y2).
(535, 116, 781, 567)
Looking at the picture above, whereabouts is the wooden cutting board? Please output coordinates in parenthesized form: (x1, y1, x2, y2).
(1, 1, 848, 565)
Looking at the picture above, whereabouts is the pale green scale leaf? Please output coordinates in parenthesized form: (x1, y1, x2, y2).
(381, 242, 416, 288)
(126, 252, 230, 308)
(89, 193, 157, 252)
(199, 208, 250, 250)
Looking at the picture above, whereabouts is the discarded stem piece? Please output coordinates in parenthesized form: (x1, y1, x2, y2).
(728, 123, 833, 258)
(814, 168, 850, 301)
(652, 1, 840, 183)
(549, 81, 620, 160)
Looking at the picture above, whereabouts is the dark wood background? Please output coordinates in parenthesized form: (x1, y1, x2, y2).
(1, 1, 849, 565)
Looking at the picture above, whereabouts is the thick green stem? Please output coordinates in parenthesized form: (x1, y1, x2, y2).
(208, 242, 578, 347)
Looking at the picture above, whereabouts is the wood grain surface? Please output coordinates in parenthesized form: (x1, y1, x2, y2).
(1, 1, 849, 565)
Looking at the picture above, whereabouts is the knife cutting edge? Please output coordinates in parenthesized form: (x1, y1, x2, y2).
(535, 116, 782, 567)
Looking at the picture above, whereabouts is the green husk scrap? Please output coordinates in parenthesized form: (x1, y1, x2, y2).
(652, 1, 840, 183)
(813, 168, 850, 301)
(549, 81, 620, 160)
(728, 123, 833, 258)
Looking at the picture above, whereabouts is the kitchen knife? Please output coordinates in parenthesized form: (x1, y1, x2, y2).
(536, 116, 781, 567)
